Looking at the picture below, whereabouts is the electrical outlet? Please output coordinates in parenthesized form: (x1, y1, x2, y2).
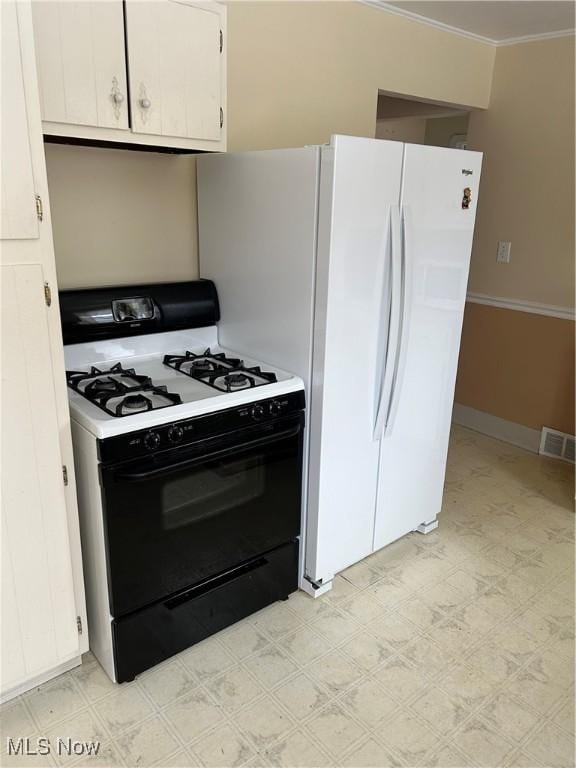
(497, 241, 511, 263)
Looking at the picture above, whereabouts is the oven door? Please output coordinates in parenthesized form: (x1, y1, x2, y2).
(100, 413, 304, 617)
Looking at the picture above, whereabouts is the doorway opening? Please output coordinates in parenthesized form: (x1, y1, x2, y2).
(375, 91, 473, 148)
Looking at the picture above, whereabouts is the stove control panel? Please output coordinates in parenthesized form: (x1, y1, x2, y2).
(98, 390, 305, 463)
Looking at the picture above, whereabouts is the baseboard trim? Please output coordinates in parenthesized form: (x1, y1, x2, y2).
(452, 404, 541, 453)
(1, 655, 82, 704)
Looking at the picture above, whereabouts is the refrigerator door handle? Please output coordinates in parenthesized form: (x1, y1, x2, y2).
(374, 204, 402, 441)
(384, 205, 412, 436)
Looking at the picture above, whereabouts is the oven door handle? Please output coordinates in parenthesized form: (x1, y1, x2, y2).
(111, 424, 302, 483)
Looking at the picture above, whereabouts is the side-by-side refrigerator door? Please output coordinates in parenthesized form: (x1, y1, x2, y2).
(373, 144, 482, 551)
(306, 136, 403, 587)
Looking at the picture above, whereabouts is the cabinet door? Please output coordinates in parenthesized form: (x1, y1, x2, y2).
(1, 0, 86, 700)
(31, 1, 128, 129)
(1, 264, 80, 693)
(1, 0, 39, 239)
(126, 0, 223, 141)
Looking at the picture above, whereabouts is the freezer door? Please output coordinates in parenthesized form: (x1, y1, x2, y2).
(306, 136, 404, 584)
(373, 144, 482, 550)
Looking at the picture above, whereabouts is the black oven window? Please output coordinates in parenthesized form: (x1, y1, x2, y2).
(161, 455, 265, 530)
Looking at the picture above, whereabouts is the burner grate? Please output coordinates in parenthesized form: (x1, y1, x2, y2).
(163, 348, 243, 374)
(163, 348, 277, 392)
(66, 363, 182, 417)
(67, 362, 151, 392)
(94, 385, 181, 417)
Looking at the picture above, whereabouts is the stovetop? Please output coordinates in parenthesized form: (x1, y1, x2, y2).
(64, 328, 304, 438)
(67, 349, 280, 418)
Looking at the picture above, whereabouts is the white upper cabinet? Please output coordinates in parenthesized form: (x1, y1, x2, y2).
(31, 0, 226, 152)
(32, 1, 128, 130)
(1, 0, 40, 239)
(126, 1, 223, 142)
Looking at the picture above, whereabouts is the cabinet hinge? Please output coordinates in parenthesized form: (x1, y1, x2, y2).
(219, 29, 223, 53)
(220, 107, 224, 129)
(35, 194, 43, 221)
(76, 616, 83, 634)
(44, 282, 52, 307)
(62, 465, 69, 486)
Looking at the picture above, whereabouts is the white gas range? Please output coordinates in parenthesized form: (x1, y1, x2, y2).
(61, 281, 305, 683)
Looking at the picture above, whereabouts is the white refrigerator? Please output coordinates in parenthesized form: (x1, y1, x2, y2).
(197, 135, 482, 595)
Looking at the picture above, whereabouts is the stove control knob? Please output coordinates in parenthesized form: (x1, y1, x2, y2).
(269, 400, 281, 417)
(168, 425, 184, 444)
(144, 431, 161, 451)
(251, 404, 265, 421)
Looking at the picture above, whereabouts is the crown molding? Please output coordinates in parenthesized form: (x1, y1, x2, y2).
(494, 28, 575, 46)
(363, 1, 575, 48)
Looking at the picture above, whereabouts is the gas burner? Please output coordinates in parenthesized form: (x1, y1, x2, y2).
(94, 386, 181, 418)
(199, 365, 278, 393)
(123, 394, 150, 410)
(66, 363, 182, 417)
(191, 359, 215, 371)
(226, 373, 251, 388)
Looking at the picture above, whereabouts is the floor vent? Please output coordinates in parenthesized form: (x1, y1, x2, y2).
(539, 427, 576, 463)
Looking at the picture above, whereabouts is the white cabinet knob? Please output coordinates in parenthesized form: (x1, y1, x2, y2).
(139, 98, 151, 109)
(112, 92, 124, 104)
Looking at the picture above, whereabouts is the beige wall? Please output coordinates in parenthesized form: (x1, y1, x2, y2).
(424, 113, 470, 148)
(377, 94, 466, 120)
(455, 35, 575, 434)
(456, 304, 575, 434)
(375, 117, 427, 144)
(466, 35, 575, 308)
(226, 2, 494, 152)
(47, 2, 495, 288)
(45, 144, 199, 289)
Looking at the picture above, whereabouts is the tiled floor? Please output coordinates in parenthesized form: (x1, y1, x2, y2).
(2, 426, 574, 768)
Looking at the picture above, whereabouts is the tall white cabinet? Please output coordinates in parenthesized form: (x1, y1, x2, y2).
(32, 0, 227, 152)
(1, 0, 87, 702)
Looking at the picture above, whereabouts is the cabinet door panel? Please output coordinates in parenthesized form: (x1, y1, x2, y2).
(1, 264, 80, 692)
(126, 0, 222, 141)
(1, 0, 39, 240)
(32, 1, 128, 129)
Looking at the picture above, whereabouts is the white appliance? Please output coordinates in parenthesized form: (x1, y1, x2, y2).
(197, 135, 482, 595)
(61, 281, 306, 681)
